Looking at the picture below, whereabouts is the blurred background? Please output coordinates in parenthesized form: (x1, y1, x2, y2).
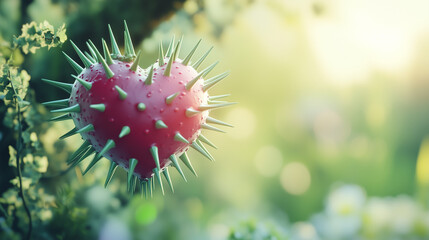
(2, 0, 429, 239)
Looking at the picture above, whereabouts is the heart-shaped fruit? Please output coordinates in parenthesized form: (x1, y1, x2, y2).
(42, 21, 235, 196)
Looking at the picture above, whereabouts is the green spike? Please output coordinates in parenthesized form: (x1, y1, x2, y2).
(63, 51, 83, 74)
(115, 85, 128, 100)
(202, 61, 219, 78)
(51, 104, 80, 113)
(198, 134, 217, 149)
(130, 50, 142, 72)
(174, 35, 183, 60)
(196, 139, 215, 161)
(151, 175, 155, 191)
(208, 100, 228, 104)
(153, 168, 164, 195)
(137, 103, 146, 111)
(119, 126, 131, 138)
(89, 104, 106, 112)
(148, 178, 153, 198)
(59, 127, 78, 140)
(70, 146, 96, 168)
(108, 24, 122, 59)
(201, 123, 226, 133)
(127, 158, 138, 192)
(84, 52, 96, 63)
(83, 139, 115, 175)
(86, 42, 98, 62)
(70, 40, 92, 68)
(163, 168, 174, 193)
(141, 180, 148, 199)
(145, 65, 154, 85)
(165, 36, 175, 58)
(165, 92, 179, 104)
(123, 21, 136, 59)
(182, 39, 201, 66)
(158, 42, 165, 66)
(191, 141, 214, 161)
(199, 102, 236, 111)
(174, 132, 189, 144)
(192, 47, 213, 70)
(76, 124, 94, 134)
(209, 94, 231, 100)
(89, 40, 115, 78)
(185, 62, 218, 90)
(185, 71, 204, 91)
(42, 99, 69, 108)
(102, 39, 114, 65)
(179, 153, 198, 177)
(185, 108, 200, 117)
(130, 176, 137, 195)
(163, 48, 176, 77)
(169, 155, 187, 182)
(155, 120, 168, 129)
(150, 146, 160, 170)
(71, 74, 92, 90)
(48, 114, 71, 122)
(68, 146, 91, 166)
(41, 78, 73, 93)
(67, 140, 91, 164)
(206, 116, 233, 127)
(203, 72, 230, 91)
(87, 40, 103, 62)
(104, 161, 118, 188)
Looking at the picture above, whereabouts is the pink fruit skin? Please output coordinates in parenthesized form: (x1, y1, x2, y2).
(69, 60, 209, 179)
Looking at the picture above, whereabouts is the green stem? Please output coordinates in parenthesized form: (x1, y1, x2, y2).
(8, 48, 32, 240)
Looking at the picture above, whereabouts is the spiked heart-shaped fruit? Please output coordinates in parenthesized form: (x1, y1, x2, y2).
(42, 21, 235, 197)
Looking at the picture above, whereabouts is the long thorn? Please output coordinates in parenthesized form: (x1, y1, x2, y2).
(123, 20, 136, 59)
(67, 140, 91, 164)
(191, 141, 214, 161)
(206, 116, 233, 127)
(105, 161, 118, 188)
(182, 39, 201, 66)
(199, 102, 236, 111)
(88, 40, 115, 78)
(198, 134, 218, 149)
(169, 155, 187, 182)
(165, 36, 175, 58)
(115, 85, 127, 100)
(108, 24, 121, 59)
(209, 94, 231, 100)
(41, 99, 69, 107)
(59, 127, 78, 140)
(201, 123, 226, 133)
(70, 40, 92, 68)
(202, 72, 230, 91)
(51, 104, 80, 113)
(158, 42, 165, 66)
(163, 168, 174, 193)
(192, 47, 213, 70)
(102, 39, 114, 65)
(127, 158, 138, 192)
(153, 168, 164, 195)
(179, 153, 197, 177)
(40, 78, 73, 93)
(63, 51, 83, 73)
(48, 114, 71, 122)
(185, 108, 200, 117)
(196, 140, 215, 161)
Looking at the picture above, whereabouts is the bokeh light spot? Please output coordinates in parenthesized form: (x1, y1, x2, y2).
(254, 145, 283, 177)
(280, 162, 311, 195)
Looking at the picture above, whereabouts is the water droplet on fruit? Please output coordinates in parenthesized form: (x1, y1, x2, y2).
(174, 107, 179, 112)
(147, 92, 152, 98)
(145, 129, 150, 134)
(109, 118, 115, 122)
(178, 81, 183, 85)
(179, 72, 182, 75)
(101, 97, 106, 101)
(126, 64, 130, 68)
(181, 92, 186, 96)
(160, 108, 164, 113)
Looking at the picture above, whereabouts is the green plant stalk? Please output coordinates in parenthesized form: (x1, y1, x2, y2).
(8, 48, 33, 240)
